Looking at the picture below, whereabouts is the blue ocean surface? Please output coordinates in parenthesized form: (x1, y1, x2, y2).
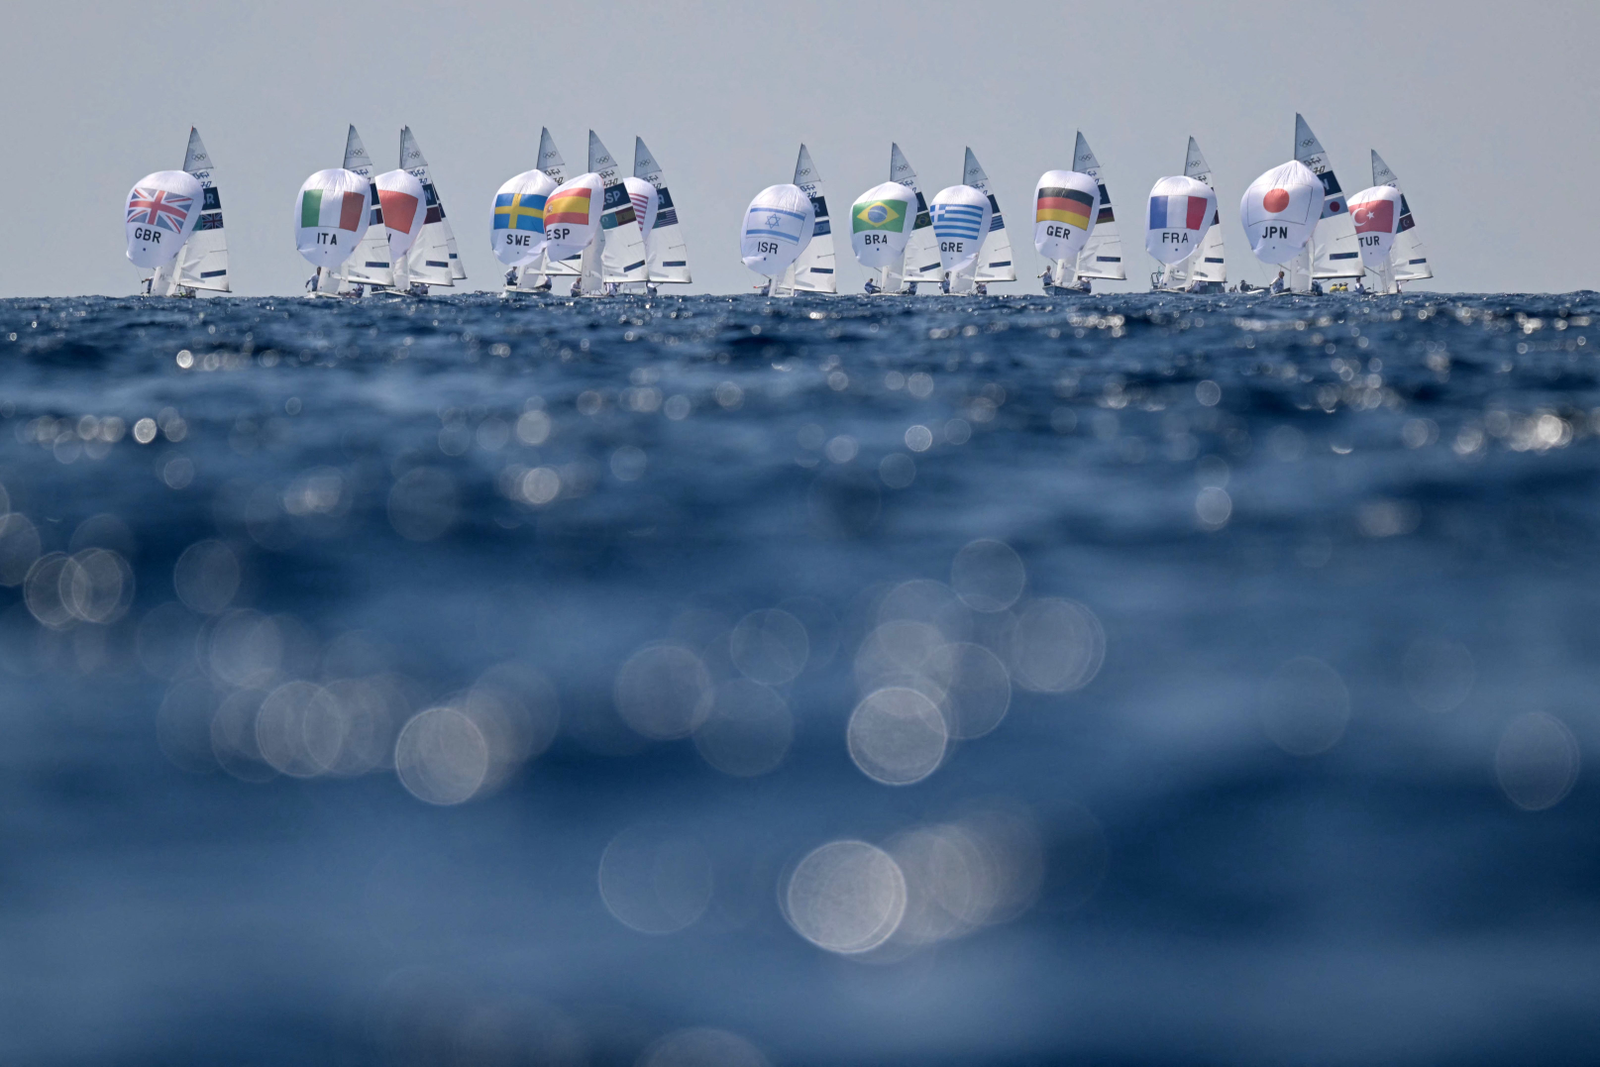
(1, 291, 1598, 1065)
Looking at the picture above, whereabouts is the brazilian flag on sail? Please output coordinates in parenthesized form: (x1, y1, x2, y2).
(852, 197, 907, 234)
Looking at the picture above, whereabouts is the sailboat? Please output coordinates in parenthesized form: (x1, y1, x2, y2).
(1239, 160, 1322, 293)
(586, 131, 650, 295)
(1291, 114, 1363, 293)
(1155, 138, 1226, 292)
(147, 128, 229, 296)
(962, 148, 1016, 292)
(930, 185, 991, 294)
(398, 126, 462, 294)
(630, 137, 691, 292)
(850, 181, 919, 293)
(128, 169, 203, 290)
(742, 184, 814, 293)
(774, 144, 837, 296)
(1371, 151, 1432, 290)
(1035, 170, 1100, 295)
(1070, 133, 1125, 292)
(885, 144, 940, 293)
(296, 168, 371, 296)
(338, 126, 394, 294)
(1348, 185, 1404, 294)
(510, 129, 579, 292)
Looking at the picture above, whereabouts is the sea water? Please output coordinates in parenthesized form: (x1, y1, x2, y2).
(1, 292, 1597, 1064)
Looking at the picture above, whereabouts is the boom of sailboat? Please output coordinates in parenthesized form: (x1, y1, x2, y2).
(123, 115, 1432, 298)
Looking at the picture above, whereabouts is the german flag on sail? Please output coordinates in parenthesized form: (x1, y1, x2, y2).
(1036, 187, 1094, 230)
(543, 187, 592, 226)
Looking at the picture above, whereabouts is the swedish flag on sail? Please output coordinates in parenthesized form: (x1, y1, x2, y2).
(494, 192, 546, 232)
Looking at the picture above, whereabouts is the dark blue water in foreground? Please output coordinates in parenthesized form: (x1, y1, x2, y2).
(2, 291, 1599, 1065)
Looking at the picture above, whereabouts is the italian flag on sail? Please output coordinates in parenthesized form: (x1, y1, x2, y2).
(301, 188, 365, 231)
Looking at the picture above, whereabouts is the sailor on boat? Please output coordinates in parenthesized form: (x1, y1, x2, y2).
(1271, 271, 1286, 294)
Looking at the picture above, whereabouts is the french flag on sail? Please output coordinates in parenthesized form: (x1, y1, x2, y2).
(1148, 194, 1208, 231)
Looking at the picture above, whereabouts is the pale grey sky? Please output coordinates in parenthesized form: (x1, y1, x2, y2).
(5, 1, 1595, 296)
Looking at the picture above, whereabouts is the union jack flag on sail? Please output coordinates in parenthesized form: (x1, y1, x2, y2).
(127, 187, 193, 232)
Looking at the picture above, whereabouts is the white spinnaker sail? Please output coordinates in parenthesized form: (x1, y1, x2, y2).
(127, 170, 203, 273)
(1239, 160, 1321, 265)
(518, 128, 579, 287)
(1294, 114, 1362, 281)
(1073, 133, 1124, 280)
(295, 168, 370, 271)
(1145, 176, 1216, 268)
(623, 177, 658, 249)
(634, 137, 691, 284)
(544, 173, 606, 294)
(890, 144, 941, 287)
(781, 143, 837, 294)
(851, 181, 919, 290)
(165, 128, 230, 293)
(964, 148, 1016, 284)
(400, 127, 459, 288)
(340, 125, 394, 289)
(1177, 137, 1226, 285)
(376, 169, 427, 262)
(1034, 170, 1099, 286)
(931, 184, 991, 292)
(742, 184, 814, 282)
(1373, 150, 1432, 282)
(1349, 184, 1403, 280)
(588, 131, 649, 286)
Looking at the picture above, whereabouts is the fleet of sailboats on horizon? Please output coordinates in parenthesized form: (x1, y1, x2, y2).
(123, 115, 1431, 298)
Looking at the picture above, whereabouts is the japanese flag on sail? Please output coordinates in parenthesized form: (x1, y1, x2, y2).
(295, 168, 370, 269)
(1239, 161, 1321, 265)
(125, 170, 203, 269)
(1144, 175, 1217, 265)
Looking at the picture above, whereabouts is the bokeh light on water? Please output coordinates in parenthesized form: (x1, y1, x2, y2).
(2, 293, 1599, 1064)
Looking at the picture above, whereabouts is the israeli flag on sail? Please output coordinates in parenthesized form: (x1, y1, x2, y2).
(745, 204, 808, 244)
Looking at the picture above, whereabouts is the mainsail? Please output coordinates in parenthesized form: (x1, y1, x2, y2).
(339, 126, 393, 290)
(633, 137, 691, 285)
(1073, 133, 1125, 280)
(1294, 114, 1362, 286)
(1372, 150, 1432, 283)
(516, 129, 579, 288)
(1168, 137, 1226, 287)
(777, 144, 837, 294)
(400, 126, 459, 290)
(890, 144, 941, 288)
(588, 131, 649, 287)
(963, 148, 1016, 284)
(173, 129, 229, 292)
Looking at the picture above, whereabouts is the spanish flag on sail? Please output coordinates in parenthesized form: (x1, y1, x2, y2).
(543, 186, 592, 226)
(1036, 187, 1095, 230)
